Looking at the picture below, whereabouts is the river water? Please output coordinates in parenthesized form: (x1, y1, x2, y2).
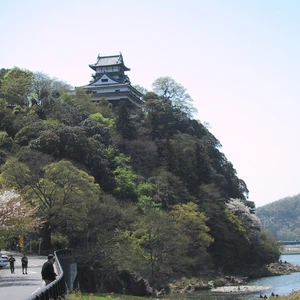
(170, 254, 300, 299)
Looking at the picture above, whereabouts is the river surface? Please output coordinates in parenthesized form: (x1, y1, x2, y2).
(170, 254, 300, 299)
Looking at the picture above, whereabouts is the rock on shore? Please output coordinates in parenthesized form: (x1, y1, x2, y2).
(249, 261, 300, 278)
(168, 261, 300, 296)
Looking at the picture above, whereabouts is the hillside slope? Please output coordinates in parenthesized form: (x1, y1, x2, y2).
(256, 194, 300, 241)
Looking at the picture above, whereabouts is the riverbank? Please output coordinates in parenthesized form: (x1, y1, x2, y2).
(249, 261, 300, 278)
(167, 261, 300, 297)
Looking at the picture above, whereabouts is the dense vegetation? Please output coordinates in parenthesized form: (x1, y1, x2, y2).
(256, 193, 300, 241)
(0, 67, 280, 293)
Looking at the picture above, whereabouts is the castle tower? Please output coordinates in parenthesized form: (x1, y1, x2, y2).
(82, 53, 144, 107)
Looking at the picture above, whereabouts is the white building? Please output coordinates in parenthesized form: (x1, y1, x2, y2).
(82, 53, 144, 107)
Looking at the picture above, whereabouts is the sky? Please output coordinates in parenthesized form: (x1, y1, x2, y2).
(1, 0, 300, 207)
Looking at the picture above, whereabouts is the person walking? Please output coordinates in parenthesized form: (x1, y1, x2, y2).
(8, 255, 16, 274)
(21, 253, 28, 274)
(41, 254, 57, 285)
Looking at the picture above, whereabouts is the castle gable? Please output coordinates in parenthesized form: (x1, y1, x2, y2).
(91, 74, 119, 86)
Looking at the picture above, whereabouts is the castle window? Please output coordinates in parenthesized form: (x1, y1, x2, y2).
(101, 78, 108, 82)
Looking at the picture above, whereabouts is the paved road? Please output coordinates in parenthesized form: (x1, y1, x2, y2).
(0, 252, 47, 300)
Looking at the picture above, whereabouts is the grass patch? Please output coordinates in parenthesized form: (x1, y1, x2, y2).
(67, 290, 149, 300)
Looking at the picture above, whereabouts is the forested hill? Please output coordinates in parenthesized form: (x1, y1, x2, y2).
(256, 194, 300, 241)
(0, 68, 280, 289)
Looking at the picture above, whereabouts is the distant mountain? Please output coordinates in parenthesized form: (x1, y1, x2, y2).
(256, 194, 300, 241)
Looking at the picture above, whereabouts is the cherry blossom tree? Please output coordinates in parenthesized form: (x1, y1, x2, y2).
(226, 198, 262, 242)
(0, 190, 38, 247)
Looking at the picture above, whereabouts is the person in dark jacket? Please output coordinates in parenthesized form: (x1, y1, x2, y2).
(41, 254, 57, 285)
(21, 253, 28, 274)
(8, 255, 16, 274)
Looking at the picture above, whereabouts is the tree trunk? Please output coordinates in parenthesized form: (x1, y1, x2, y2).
(41, 221, 52, 251)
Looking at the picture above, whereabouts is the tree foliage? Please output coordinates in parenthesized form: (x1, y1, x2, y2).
(0, 67, 34, 106)
(172, 202, 214, 272)
(131, 208, 190, 291)
(0, 68, 279, 291)
(0, 158, 101, 250)
(31, 72, 71, 105)
(152, 76, 197, 117)
(115, 101, 136, 140)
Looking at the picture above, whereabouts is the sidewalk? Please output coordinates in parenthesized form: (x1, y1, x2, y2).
(0, 251, 46, 300)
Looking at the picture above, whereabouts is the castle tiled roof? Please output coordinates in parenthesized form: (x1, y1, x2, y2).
(89, 53, 130, 71)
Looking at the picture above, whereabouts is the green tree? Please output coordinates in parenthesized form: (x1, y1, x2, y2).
(143, 91, 159, 101)
(0, 158, 101, 250)
(225, 198, 266, 267)
(169, 134, 206, 190)
(0, 67, 34, 106)
(132, 209, 189, 293)
(0, 68, 9, 84)
(32, 71, 71, 105)
(46, 102, 89, 126)
(77, 194, 139, 292)
(144, 99, 179, 140)
(148, 168, 193, 209)
(115, 101, 136, 140)
(152, 76, 197, 117)
(72, 87, 104, 115)
(113, 154, 138, 201)
(90, 112, 115, 128)
(252, 231, 281, 265)
(0, 107, 17, 137)
(172, 202, 214, 272)
(133, 84, 148, 95)
(31, 129, 61, 157)
(14, 120, 47, 146)
(119, 139, 158, 177)
(223, 208, 251, 271)
(0, 131, 13, 153)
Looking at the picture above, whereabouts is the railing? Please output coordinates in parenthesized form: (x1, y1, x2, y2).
(27, 249, 72, 300)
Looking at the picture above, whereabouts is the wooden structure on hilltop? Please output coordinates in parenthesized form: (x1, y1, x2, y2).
(82, 53, 144, 107)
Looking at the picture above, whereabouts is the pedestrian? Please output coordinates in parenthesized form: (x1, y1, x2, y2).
(41, 254, 57, 285)
(8, 255, 16, 274)
(21, 253, 28, 274)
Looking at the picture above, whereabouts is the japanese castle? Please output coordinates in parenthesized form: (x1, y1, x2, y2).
(83, 53, 144, 107)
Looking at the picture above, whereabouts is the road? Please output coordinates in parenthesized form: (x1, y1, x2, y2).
(0, 252, 47, 300)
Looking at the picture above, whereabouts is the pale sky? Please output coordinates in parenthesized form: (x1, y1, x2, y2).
(1, 0, 300, 207)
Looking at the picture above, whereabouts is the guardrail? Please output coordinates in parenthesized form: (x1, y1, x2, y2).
(27, 249, 72, 300)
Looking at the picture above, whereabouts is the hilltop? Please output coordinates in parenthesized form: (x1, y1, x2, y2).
(0, 67, 280, 295)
